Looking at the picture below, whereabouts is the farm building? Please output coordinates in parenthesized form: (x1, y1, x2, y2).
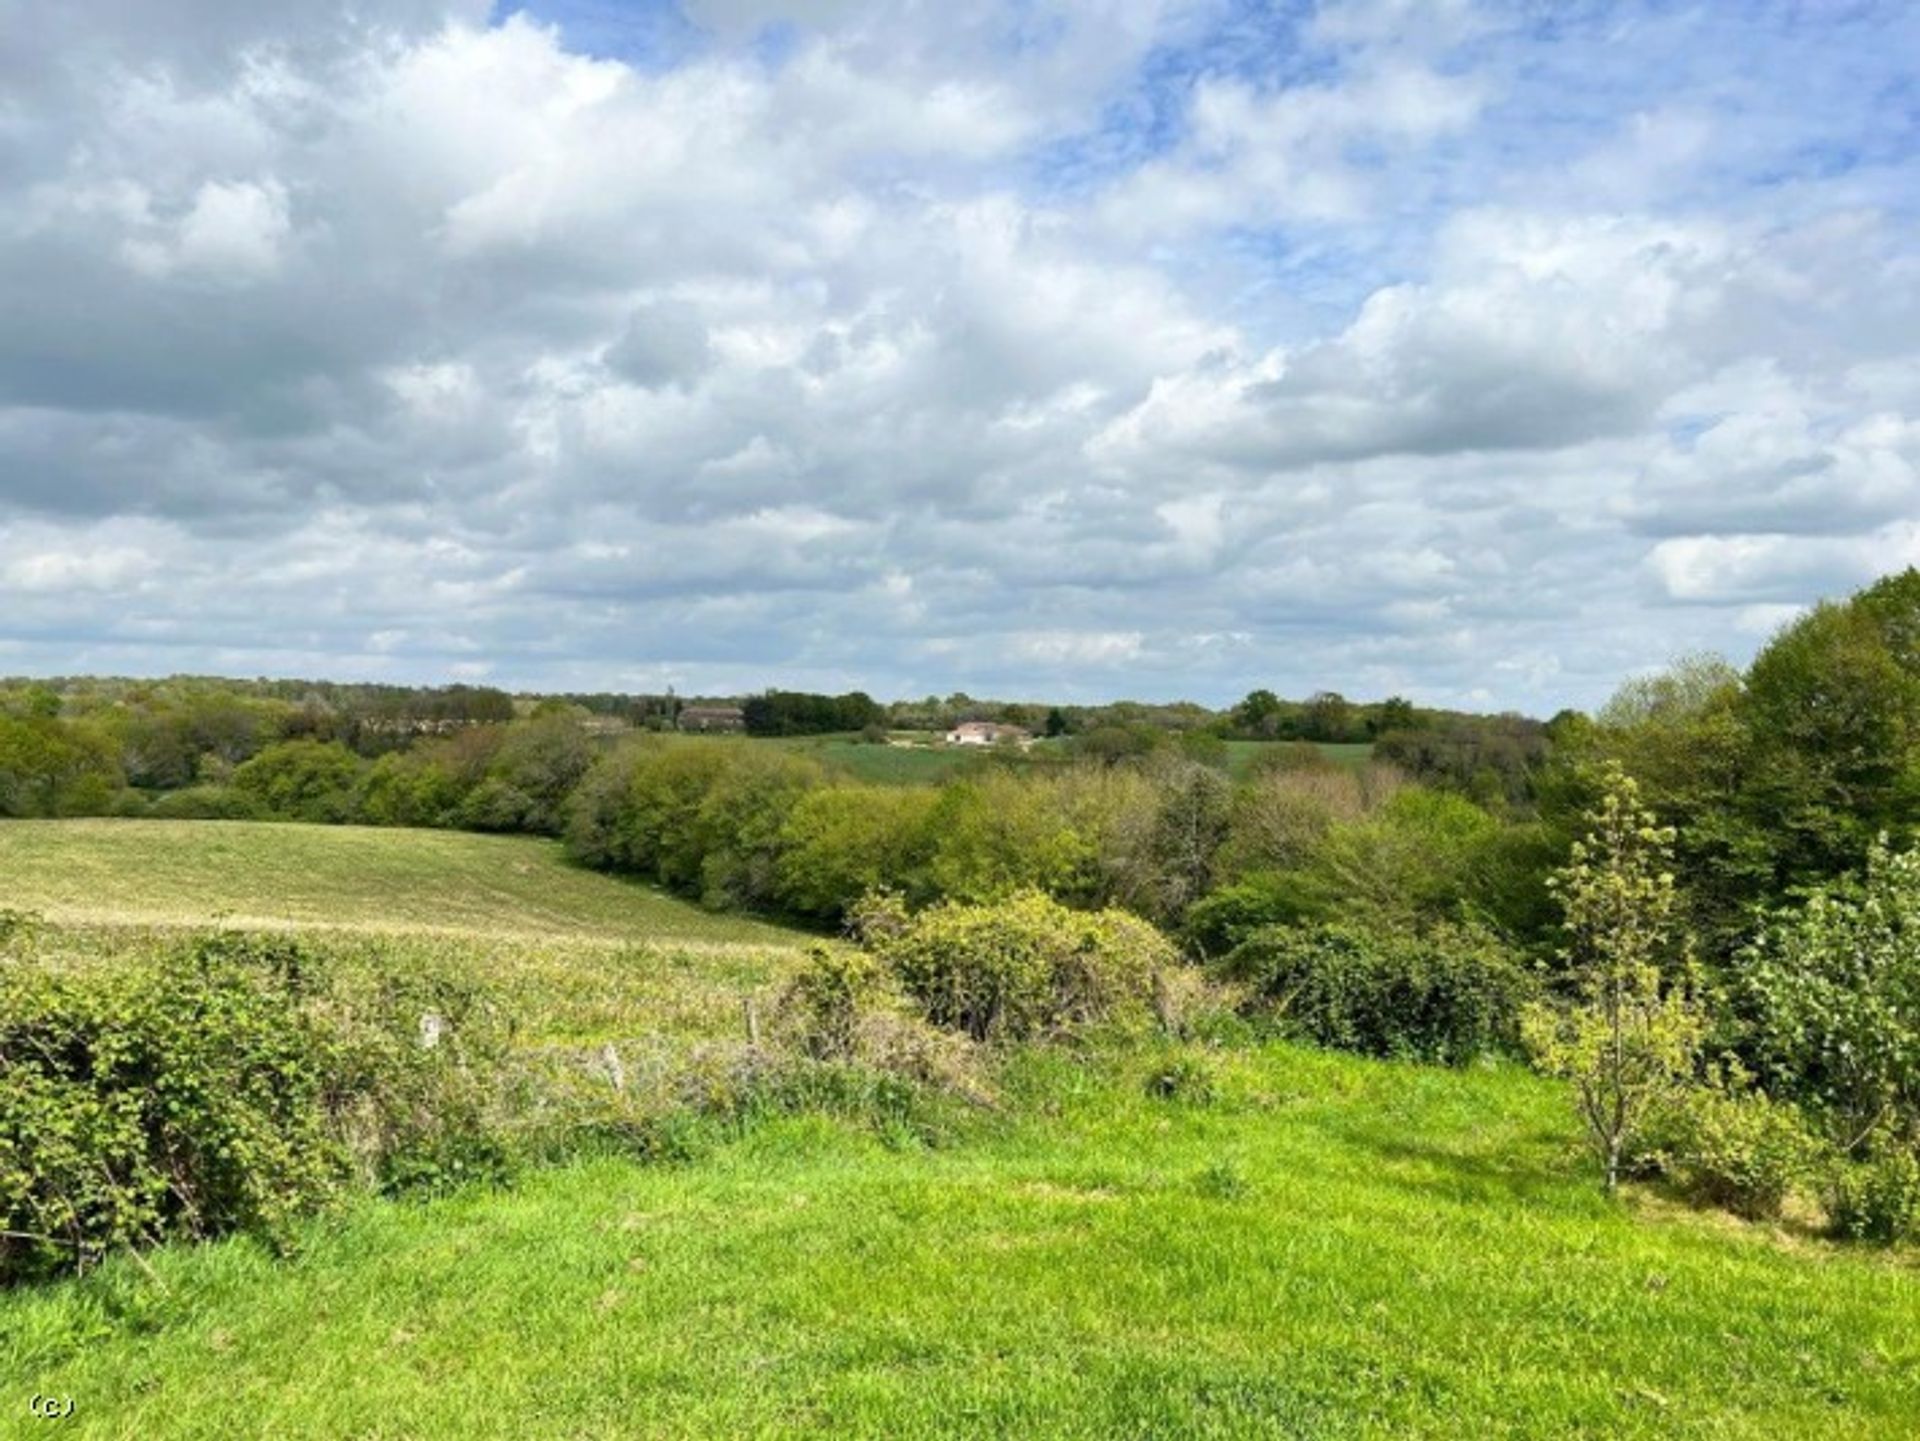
(677, 704, 746, 733)
(945, 720, 1031, 746)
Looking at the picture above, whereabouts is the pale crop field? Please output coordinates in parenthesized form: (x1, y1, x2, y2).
(0, 818, 803, 948)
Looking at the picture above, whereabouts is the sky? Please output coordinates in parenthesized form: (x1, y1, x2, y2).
(1, 0, 1916, 712)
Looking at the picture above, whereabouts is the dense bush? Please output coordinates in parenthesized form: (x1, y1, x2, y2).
(231, 740, 365, 823)
(356, 749, 465, 828)
(692, 749, 827, 910)
(1739, 840, 1920, 1144)
(1183, 873, 1308, 959)
(0, 712, 121, 817)
(0, 933, 505, 1284)
(866, 890, 1174, 1043)
(1827, 1139, 1920, 1244)
(146, 784, 266, 820)
(1218, 922, 1531, 1064)
(741, 689, 882, 737)
(773, 784, 937, 922)
(1646, 1079, 1824, 1221)
(613, 740, 736, 890)
(462, 715, 595, 835)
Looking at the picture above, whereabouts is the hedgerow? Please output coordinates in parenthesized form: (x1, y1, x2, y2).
(0, 931, 507, 1283)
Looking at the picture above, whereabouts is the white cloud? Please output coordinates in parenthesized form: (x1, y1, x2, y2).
(0, 0, 1914, 711)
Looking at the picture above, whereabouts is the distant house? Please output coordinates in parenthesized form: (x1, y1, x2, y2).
(945, 720, 1031, 747)
(678, 704, 746, 733)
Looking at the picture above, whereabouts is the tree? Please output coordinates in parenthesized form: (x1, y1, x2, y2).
(1374, 696, 1418, 734)
(1232, 688, 1283, 739)
(1302, 691, 1353, 743)
(1740, 596, 1920, 884)
(1571, 654, 1769, 956)
(1523, 764, 1705, 1193)
(1044, 707, 1070, 738)
(230, 740, 365, 822)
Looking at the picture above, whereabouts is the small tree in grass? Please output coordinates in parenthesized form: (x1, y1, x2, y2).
(1523, 764, 1705, 1193)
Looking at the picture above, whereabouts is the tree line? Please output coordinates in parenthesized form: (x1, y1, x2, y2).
(8, 570, 1920, 1238)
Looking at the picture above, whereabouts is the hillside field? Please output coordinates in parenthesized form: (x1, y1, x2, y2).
(2, 818, 1918, 1438)
(0, 818, 800, 948)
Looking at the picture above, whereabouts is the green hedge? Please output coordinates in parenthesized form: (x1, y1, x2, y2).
(1216, 922, 1532, 1065)
(0, 933, 505, 1284)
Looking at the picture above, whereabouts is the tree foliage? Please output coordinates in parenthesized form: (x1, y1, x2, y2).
(1523, 765, 1706, 1192)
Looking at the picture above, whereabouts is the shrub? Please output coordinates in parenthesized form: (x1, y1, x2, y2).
(869, 891, 1175, 1043)
(147, 784, 265, 820)
(1650, 1080, 1824, 1221)
(1740, 840, 1920, 1145)
(0, 908, 41, 950)
(1827, 1139, 1920, 1245)
(1219, 922, 1531, 1065)
(0, 937, 346, 1280)
(780, 945, 893, 1061)
(0, 934, 508, 1283)
(1183, 873, 1308, 959)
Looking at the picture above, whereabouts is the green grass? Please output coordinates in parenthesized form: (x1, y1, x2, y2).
(0, 819, 801, 948)
(5, 1044, 1917, 1439)
(755, 732, 996, 785)
(1224, 740, 1375, 779)
(5, 818, 1917, 1437)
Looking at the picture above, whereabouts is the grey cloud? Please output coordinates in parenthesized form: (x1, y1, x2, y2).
(604, 302, 714, 387)
(0, 2, 1916, 713)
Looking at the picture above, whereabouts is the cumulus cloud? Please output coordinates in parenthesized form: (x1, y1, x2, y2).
(0, 0, 1916, 710)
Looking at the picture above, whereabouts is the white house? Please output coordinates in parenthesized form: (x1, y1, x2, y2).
(945, 720, 1031, 746)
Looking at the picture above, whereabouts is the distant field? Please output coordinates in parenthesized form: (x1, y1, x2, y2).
(1223, 739, 1374, 778)
(755, 733, 1374, 786)
(0, 819, 801, 949)
(754, 732, 995, 785)
(8, 1044, 1918, 1439)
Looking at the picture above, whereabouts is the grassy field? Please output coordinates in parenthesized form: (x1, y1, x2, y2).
(0, 818, 799, 948)
(756, 733, 997, 785)
(1224, 739, 1375, 779)
(5, 1044, 1918, 1439)
(5, 818, 1918, 1437)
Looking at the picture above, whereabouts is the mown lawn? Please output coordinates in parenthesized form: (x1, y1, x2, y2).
(5, 1044, 1917, 1440)
(0, 819, 801, 948)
